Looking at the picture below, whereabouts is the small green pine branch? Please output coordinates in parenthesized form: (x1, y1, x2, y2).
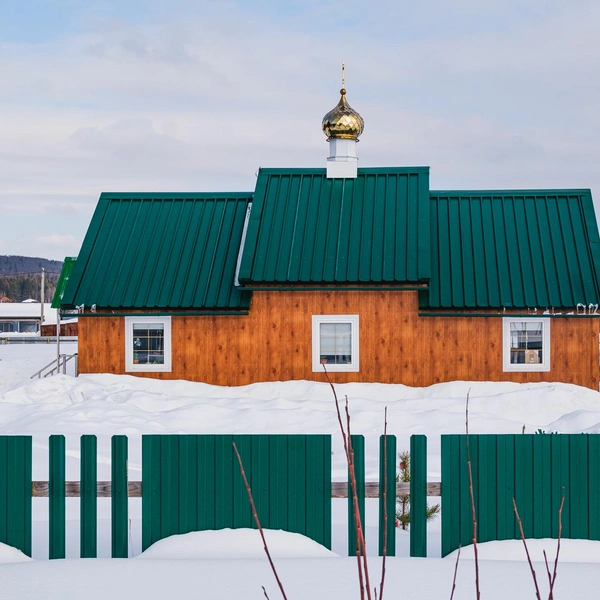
(395, 450, 440, 531)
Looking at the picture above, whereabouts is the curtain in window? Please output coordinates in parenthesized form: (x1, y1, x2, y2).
(320, 323, 352, 364)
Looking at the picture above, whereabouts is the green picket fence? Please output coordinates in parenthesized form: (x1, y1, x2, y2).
(441, 434, 600, 557)
(0, 432, 433, 559)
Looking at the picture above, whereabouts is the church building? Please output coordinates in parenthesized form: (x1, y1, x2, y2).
(56, 76, 600, 389)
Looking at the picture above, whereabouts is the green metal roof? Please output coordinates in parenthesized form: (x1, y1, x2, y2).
(424, 190, 600, 309)
(238, 167, 431, 285)
(51, 257, 77, 309)
(61, 193, 253, 311)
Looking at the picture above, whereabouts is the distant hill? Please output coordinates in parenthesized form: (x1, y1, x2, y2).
(0, 255, 63, 303)
(0, 255, 63, 276)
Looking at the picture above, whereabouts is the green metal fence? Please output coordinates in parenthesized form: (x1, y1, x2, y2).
(141, 434, 332, 551)
(0, 436, 32, 556)
(0, 433, 425, 559)
(18, 431, 598, 561)
(441, 433, 600, 557)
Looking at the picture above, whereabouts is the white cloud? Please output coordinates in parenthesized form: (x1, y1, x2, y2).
(1, 0, 599, 261)
(32, 234, 79, 248)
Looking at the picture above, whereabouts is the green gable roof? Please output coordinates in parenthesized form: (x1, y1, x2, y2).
(424, 190, 600, 310)
(61, 193, 253, 311)
(238, 167, 431, 286)
(51, 257, 76, 309)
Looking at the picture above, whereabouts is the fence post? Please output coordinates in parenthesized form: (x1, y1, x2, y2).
(410, 434, 427, 557)
(0, 436, 32, 556)
(80, 435, 97, 558)
(348, 434, 365, 556)
(379, 434, 397, 556)
(111, 436, 128, 558)
(49, 435, 66, 559)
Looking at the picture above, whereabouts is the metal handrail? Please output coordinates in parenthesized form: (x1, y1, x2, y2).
(30, 353, 78, 379)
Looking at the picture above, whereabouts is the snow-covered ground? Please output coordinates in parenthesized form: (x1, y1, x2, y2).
(2, 343, 600, 599)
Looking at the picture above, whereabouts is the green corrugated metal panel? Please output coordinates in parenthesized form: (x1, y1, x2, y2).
(410, 434, 427, 558)
(378, 434, 396, 556)
(427, 190, 600, 309)
(51, 257, 77, 309)
(238, 167, 431, 285)
(49, 435, 66, 559)
(80, 435, 97, 558)
(141, 434, 332, 550)
(61, 194, 253, 310)
(0, 436, 32, 556)
(347, 434, 365, 557)
(111, 436, 128, 558)
(441, 434, 600, 557)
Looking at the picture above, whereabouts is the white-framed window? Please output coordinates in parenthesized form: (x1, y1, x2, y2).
(502, 318, 550, 372)
(312, 315, 359, 372)
(125, 316, 172, 373)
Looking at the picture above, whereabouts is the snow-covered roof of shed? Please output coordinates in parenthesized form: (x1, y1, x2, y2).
(0, 303, 57, 324)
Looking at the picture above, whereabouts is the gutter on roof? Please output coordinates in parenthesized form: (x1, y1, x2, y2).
(75, 311, 250, 317)
(419, 311, 600, 318)
(234, 202, 252, 287)
(430, 188, 592, 196)
(238, 285, 429, 291)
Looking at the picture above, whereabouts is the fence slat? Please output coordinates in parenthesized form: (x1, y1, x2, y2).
(410, 434, 427, 557)
(80, 435, 97, 558)
(589, 436, 600, 540)
(5, 437, 32, 557)
(348, 434, 365, 557)
(49, 435, 65, 559)
(111, 436, 128, 558)
(379, 434, 396, 556)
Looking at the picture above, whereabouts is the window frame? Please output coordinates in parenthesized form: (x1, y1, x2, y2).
(312, 314, 359, 372)
(125, 316, 172, 373)
(502, 317, 550, 372)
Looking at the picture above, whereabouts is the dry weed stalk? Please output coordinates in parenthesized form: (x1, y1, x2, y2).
(324, 367, 371, 599)
(449, 544, 461, 600)
(323, 366, 389, 600)
(232, 441, 288, 600)
(546, 490, 565, 599)
(513, 488, 565, 600)
(465, 389, 481, 599)
(512, 498, 542, 600)
(378, 407, 389, 600)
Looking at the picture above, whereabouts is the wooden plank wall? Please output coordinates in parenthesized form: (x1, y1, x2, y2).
(78, 290, 600, 389)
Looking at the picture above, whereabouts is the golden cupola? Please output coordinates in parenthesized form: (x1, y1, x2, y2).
(323, 64, 363, 179)
(322, 88, 364, 141)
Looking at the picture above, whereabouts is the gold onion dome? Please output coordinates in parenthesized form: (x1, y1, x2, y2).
(322, 88, 364, 141)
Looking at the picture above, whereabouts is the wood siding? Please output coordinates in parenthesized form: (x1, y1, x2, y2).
(41, 322, 78, 336)
(78, 291, 600, 389)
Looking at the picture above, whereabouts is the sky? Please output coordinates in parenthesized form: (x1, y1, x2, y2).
(1, 0, 599, 260)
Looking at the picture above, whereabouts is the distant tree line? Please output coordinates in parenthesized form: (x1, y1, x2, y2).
(0, 276, 58, 303)
(0, 255, 63, 303)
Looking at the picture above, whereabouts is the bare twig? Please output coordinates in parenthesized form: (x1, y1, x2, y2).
(232, 442, 288, 600)
(548, 490, 565, 599)
(513, 497, 542, 600)
(324, 366, 371, 600)
(262, 586, 271, 600)
(449, 544, 462, 600)
(347, 405, 367, 598)
(378, 406, 388, 600)
(465, 389, 481, 600)
(345, 395, 372, 599)
(543, 550, 552, 592)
